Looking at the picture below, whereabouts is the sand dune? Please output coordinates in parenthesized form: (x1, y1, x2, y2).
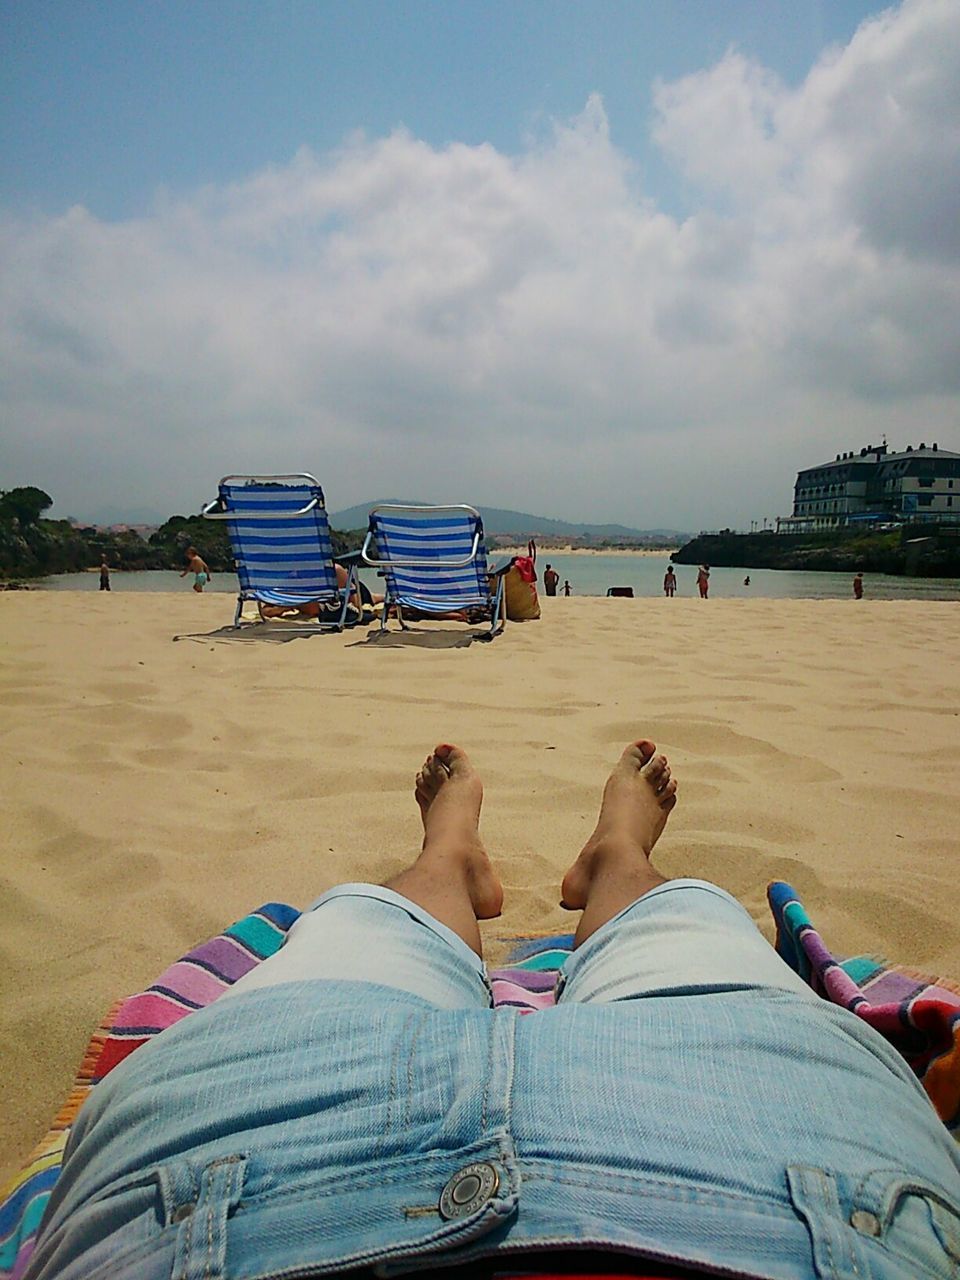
(2, 592, 959, 1181)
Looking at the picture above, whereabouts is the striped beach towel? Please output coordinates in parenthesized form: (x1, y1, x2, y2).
(0, 903, 299, 1280)
(768, 880, 960, 1137)
(3, 886, 958, 1278)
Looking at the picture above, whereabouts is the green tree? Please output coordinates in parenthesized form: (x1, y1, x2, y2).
(0, 486, 53, 526)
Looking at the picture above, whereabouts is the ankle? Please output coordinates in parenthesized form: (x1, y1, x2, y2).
(584, 828, 653, 869)
(418, 836, 487, 871)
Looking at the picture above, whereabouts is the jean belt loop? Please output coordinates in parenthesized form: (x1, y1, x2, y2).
(171, 1153, 248, 1280)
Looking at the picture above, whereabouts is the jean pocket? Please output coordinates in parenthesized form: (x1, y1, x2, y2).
(788, 1164, 960, 1279)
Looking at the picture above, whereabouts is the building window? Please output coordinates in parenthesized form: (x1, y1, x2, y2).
(917, 495, 934, 506)
(918, 478, 935, 487)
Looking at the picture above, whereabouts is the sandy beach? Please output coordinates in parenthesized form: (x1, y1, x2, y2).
(2, 592, 959, 1182)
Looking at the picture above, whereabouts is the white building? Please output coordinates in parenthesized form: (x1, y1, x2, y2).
(778, 442, 960, 532)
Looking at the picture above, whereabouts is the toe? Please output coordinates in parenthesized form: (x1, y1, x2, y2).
(642, 753, 667, 784)
(423, 755, 446, 784)
(627, 739, 656, 767)
(436, 743, 468, 775)
(655, 763, 672, 793)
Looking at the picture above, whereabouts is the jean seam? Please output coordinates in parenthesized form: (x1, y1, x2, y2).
(516, 1161, 791, 1213)
(502, 1008, 516, 1143)
(233, 1143, 510, 1210)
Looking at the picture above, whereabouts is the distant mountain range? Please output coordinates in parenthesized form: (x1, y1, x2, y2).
(328, 499, 687, 540)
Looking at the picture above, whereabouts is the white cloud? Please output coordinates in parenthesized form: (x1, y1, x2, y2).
(1, 0, 959, 529)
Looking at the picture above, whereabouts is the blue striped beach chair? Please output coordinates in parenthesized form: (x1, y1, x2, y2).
(201, 474, 360, 631)
(361, 504, 506, 638)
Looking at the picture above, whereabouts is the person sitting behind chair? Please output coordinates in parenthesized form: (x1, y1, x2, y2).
(258, 565, 383, 619)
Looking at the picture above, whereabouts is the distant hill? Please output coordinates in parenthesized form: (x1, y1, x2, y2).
(328, 499, 685, 540)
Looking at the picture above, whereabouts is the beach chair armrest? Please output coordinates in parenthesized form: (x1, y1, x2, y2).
(337, 549, 365, 567)
(361, 527, 481, 568)
(202, 495, 320, 520)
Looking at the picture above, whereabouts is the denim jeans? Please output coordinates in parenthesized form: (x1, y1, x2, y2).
(26, 881, 960, 1279)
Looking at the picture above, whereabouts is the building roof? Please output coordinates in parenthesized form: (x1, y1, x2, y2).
(804, 444, 960, 471)
(879, 447, 960, 463)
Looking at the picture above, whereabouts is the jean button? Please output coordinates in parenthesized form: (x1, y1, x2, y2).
(439, 1162, 500, 1219)
(850, 1209, 881, 1237)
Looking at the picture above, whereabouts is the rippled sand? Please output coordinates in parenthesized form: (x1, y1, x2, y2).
(2, 592, 959, 1180)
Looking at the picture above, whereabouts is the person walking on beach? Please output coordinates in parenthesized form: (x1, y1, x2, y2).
(853, 571, 864, 599)
(697, 564, 710, 598)
(543, 563, 559, 596)
(562, 579, 571, 597)
(98, 559, 111, 591)
(663, 564, 677, 597)
(26, 738, 960, 1280)
(180, 546, 211, 592)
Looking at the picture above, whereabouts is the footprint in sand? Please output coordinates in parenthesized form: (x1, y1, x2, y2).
(262, 761, 370, 803)
(2, 688, 65, 708)
(828, 884, 946, 967)
(90, 680, 156, 700)
(841, 781, 960, 822)
(65, 703, 192, 745)
(659, 838, 828, 905)
(701, 809, 815, 847)
(130, 746, 229, 774)
(593, 719, 839, 784)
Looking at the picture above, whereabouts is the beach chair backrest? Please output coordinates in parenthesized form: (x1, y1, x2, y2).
(365, 505, 490, 606)
(211, 475, 340, 600)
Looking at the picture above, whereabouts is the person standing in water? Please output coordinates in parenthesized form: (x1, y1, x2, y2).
(663, 565, 677, 597)
(697, 565, 710, 599)
(853, 571, 864, 600)
(180, 546, 212, 592)
(98, 559, 111, 591)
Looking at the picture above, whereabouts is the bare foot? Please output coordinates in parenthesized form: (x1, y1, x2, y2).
(560, 739, 677, 911)
(414, 744, 503, 920)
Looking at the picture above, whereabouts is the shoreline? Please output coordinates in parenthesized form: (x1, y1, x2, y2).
(493, 545, 679, 558)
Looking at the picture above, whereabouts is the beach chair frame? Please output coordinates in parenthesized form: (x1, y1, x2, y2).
(361, 503, 506, 638)
(201, 473, 360, 633)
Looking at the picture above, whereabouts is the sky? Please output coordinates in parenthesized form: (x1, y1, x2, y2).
(1, 0, 958, 530)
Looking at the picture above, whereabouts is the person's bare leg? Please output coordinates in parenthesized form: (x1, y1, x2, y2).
(335, 562, 362, 609)
(385, 744, 503, 957)
(561, 740, 677, 948)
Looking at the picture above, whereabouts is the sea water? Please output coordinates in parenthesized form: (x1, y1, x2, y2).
(33, 558, 959, 600)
